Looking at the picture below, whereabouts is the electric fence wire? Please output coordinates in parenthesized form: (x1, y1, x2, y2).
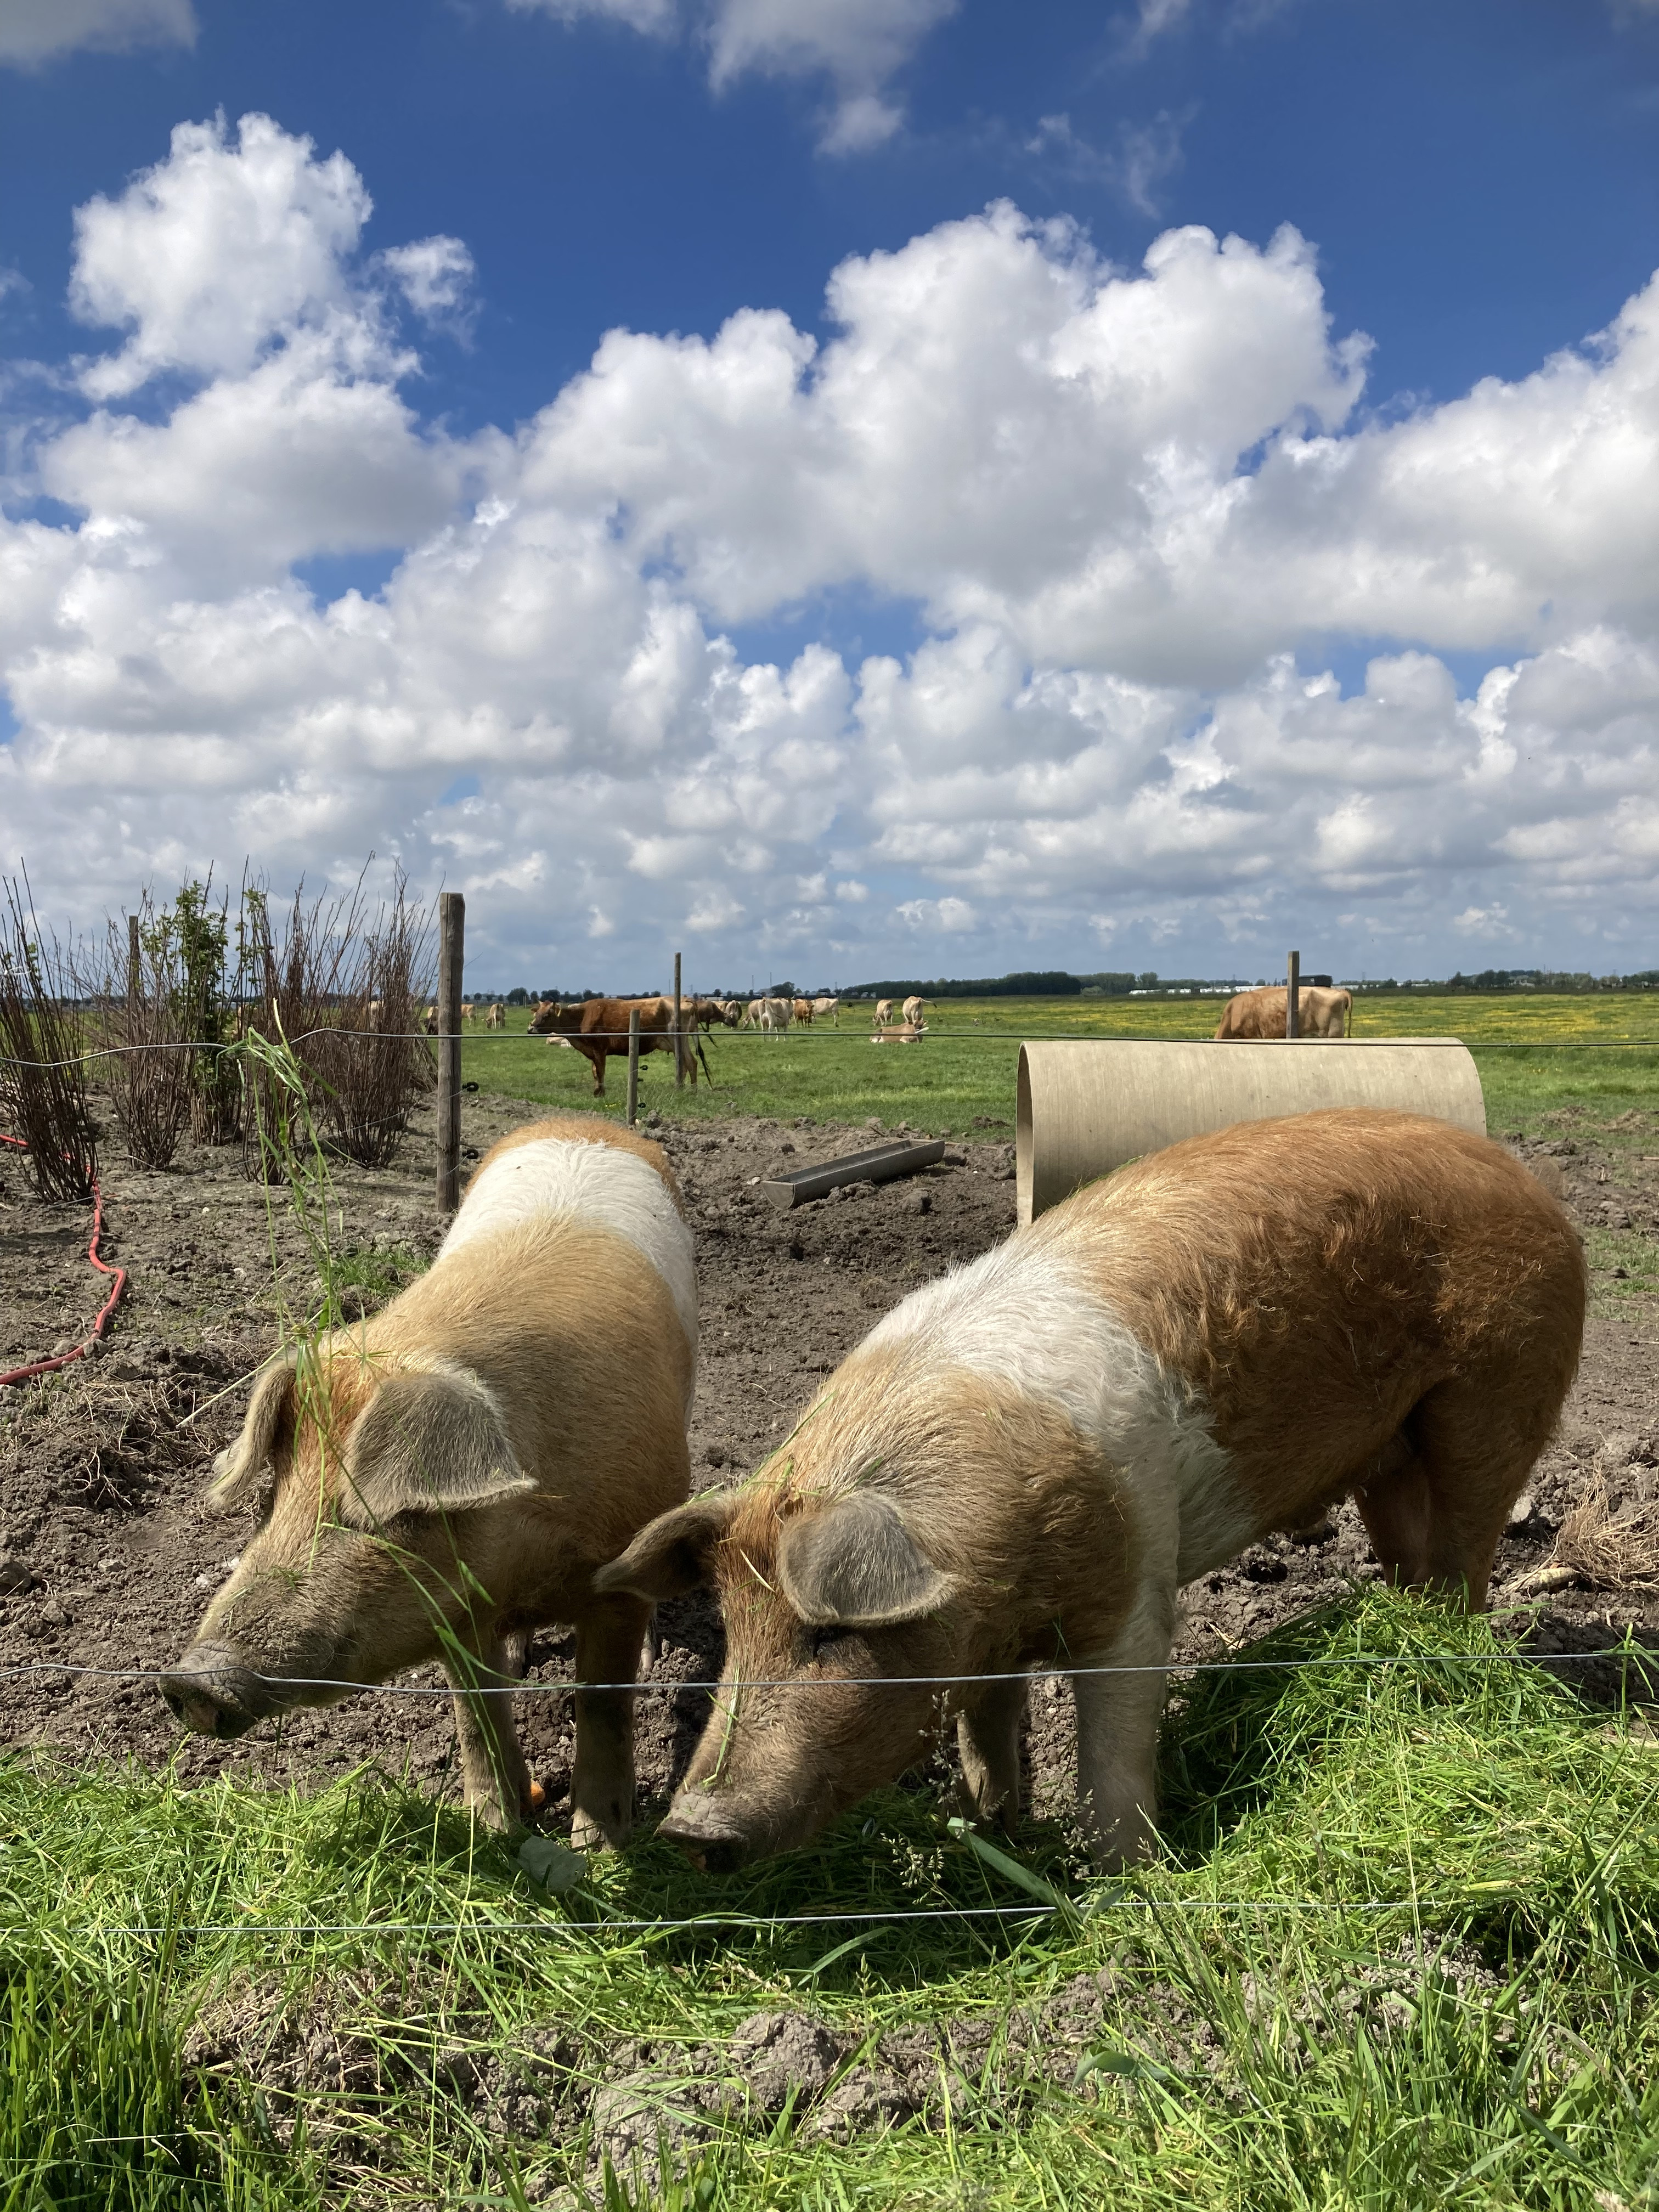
(1, 1646, 1649, 1696)
(9, 1028, 1659, 1073)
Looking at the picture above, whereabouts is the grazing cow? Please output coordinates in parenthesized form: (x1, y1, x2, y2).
(690, 997, 731, 1030)
(598, 1110, 1585, 1872)
(812, 996, 840, 1026)
(1215, 985, 1353, 1040)
(460, 1002, 476, 1027)
(161, 1117, 696, 1842)
(486, 1003, 505, 1030)
(528, 996, 695, 1094)
(873, 1000, 895, 1026)
(793, 998, 814, 1028)
(902, 995, 927, 1029)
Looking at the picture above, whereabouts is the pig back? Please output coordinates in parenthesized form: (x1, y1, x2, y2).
(1035, 1107, 1584, 1531)
(370, 1189, 695, 1575)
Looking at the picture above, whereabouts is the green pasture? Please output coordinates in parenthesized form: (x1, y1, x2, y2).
(4, 1590, 1657, 2210)
(464, 996, 1659, 1142)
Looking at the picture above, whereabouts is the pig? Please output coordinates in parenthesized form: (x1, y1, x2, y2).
(596, 1110, 1584, 1873)
(159, 1116, 696, 1843)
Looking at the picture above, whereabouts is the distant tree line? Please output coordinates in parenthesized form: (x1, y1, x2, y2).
(1358, 970, 1659, 993)
(483, 966, 1659, 1005)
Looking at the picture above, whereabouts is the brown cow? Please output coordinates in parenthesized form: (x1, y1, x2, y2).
(528, 997, 695, 1094)
(1215, 985, 1352, 1040)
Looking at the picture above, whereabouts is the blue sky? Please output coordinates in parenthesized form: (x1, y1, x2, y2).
(3, 0, 1659, 986)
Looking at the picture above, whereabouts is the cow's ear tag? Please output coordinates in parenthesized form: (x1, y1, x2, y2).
(777, 1491, 958, 1628)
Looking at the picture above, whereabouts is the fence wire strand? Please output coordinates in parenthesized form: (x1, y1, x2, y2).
(1, 1646, 1646, 1697)
(55, 1898, 1487, 1940)
(4, 1647, 1647, 1946)
(9, 1028, 1659, 1074)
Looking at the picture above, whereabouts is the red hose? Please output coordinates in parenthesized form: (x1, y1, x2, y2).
(0, 1133, 128, 1387)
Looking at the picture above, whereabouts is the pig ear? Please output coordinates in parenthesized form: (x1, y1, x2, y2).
(777, 1491, 959, 1628)
(592, 1494, 735, 1601)
(208, 1357, 296, 1510)
(338, 1368, 538, 1528)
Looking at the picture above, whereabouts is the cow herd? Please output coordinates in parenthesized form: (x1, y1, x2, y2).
(421, 1001, 507, 1034)
(419, 984, 1352, 1051)
(165, 1102, 1584, 1877)
(519, 991, 924, 1093)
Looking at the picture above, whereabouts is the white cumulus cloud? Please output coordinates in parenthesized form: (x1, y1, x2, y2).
(0, 0, 194, 67)
(381, 236, 477, 330)
(70, 114, 371, 397)
(6, 112, 1659, 984)
(505, 0, 954, 152)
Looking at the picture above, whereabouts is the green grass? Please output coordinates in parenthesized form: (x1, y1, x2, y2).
(462, 998, 1659, 1143)
(5, 1591, 1658, 2209)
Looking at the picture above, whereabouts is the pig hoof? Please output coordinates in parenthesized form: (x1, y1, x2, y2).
(571, 1807, 631, 1853)
(953, 1782, 1016, 1833)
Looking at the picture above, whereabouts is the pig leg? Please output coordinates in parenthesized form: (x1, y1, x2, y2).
(571, 1595, 651, 1850)
(1360, 1377, 1547, 1610)
(1353, 1430, 1432, 1588)
(956, 1674, 1027, 1830)
(1073, 1582, 1174, 1869)
(444, 1635, 535, 1830)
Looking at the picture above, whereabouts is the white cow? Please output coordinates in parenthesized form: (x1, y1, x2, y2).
(873, 999, 894, 1026)
(812, 996, 840, 1025)
(902, 995, 926, 1028)
(760, 996, 793, 1036)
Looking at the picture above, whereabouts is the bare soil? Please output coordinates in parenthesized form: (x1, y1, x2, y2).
(2, 1098, 1656, 1828)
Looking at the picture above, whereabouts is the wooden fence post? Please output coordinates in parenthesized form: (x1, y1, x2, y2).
(436, 891, 464, 1213)
(626, 1006, 641, 1126)
(1286, 949, 1300, 1040)
(674, 950, 684, 1089)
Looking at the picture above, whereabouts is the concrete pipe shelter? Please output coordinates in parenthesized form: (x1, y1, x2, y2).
(1015, 1038, 1486, 1227)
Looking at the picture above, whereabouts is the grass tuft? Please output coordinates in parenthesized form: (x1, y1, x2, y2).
(5, 1589, 1657, 2207)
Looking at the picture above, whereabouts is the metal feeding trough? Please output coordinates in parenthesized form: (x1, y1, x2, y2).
(759, 1137, 946, 1211)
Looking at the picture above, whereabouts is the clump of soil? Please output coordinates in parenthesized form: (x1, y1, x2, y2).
(1, 1097, 1655, 1825)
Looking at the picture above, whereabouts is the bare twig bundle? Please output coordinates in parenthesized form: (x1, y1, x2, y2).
(79, 895, 195, 1169)
(236, 864, 435, 1180)
(0, 873, 96, 1200)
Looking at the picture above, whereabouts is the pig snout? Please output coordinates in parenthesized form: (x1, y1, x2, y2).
(654, 1792, 772, 1874)
(158, 1644, 276, 1740)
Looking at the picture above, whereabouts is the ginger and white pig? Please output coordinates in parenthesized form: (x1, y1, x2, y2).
(160, 1117, 696, 1843)
(597, 1110, 1584, 1872)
